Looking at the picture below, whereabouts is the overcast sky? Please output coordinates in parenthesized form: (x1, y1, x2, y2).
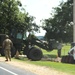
(20, 0, 67, 36)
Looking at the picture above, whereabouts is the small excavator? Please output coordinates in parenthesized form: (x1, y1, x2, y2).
(0, 30, 62, 61)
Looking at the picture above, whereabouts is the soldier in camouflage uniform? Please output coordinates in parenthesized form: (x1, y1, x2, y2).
(3, 35, 13, 61)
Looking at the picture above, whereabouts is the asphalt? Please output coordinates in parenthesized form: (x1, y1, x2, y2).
(0, 62, 37, 75)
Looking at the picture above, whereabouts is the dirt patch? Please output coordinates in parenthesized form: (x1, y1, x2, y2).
(0, 57, 69, 75)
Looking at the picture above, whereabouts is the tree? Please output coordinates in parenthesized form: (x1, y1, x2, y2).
(42, 0, 73, 42)
(0, 0, 39, 35)
(0, 0, 20, 33)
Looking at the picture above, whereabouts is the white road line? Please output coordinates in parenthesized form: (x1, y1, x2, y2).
(0, 66, 18, 75)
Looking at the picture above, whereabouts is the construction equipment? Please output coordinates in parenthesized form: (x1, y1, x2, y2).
(23, 34, 55, 61)
(0, 34, 6, 56)
(0, 30, 61, 61)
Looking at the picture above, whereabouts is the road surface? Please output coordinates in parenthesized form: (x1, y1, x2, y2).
(0, 62, 37, 75)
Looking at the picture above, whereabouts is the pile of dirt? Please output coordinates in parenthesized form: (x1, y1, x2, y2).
(0, 57, 69, 75)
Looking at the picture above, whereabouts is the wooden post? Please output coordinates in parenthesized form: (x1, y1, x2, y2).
(73, 0, 75, 42)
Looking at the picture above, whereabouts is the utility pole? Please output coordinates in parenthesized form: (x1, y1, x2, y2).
(73, 0, 75, 42)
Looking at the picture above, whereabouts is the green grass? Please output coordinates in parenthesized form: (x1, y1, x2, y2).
(14, 57, 75, 75)
(13, 44, 75, 75)
(27, 61, 75, 75)
(28, 44, 74, 75)
(42, 44, 71, 57)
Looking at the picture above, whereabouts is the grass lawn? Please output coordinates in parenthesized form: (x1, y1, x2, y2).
(28, 61, 75, 75)
(14, 44, 75, 75)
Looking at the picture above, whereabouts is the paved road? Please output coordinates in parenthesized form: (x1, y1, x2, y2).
(0, 62, 37, 75)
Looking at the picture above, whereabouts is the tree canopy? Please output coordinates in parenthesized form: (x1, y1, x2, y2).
(42, 0, 73, 43)
(0, 0, 39, 35)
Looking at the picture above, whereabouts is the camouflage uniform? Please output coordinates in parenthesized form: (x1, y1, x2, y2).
(3, 35, 13, 61)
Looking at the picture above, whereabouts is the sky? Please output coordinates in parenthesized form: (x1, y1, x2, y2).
(20, 0, 67, 36)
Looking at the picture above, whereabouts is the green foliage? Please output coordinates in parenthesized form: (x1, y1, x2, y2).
(0, 0, 39, 35)
(42, 0, 73, 42)
(0, 0, 19, 33)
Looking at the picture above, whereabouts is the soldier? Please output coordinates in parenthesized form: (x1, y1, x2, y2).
(57, 40, 63, 57)
(3, 35, 13, 61)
